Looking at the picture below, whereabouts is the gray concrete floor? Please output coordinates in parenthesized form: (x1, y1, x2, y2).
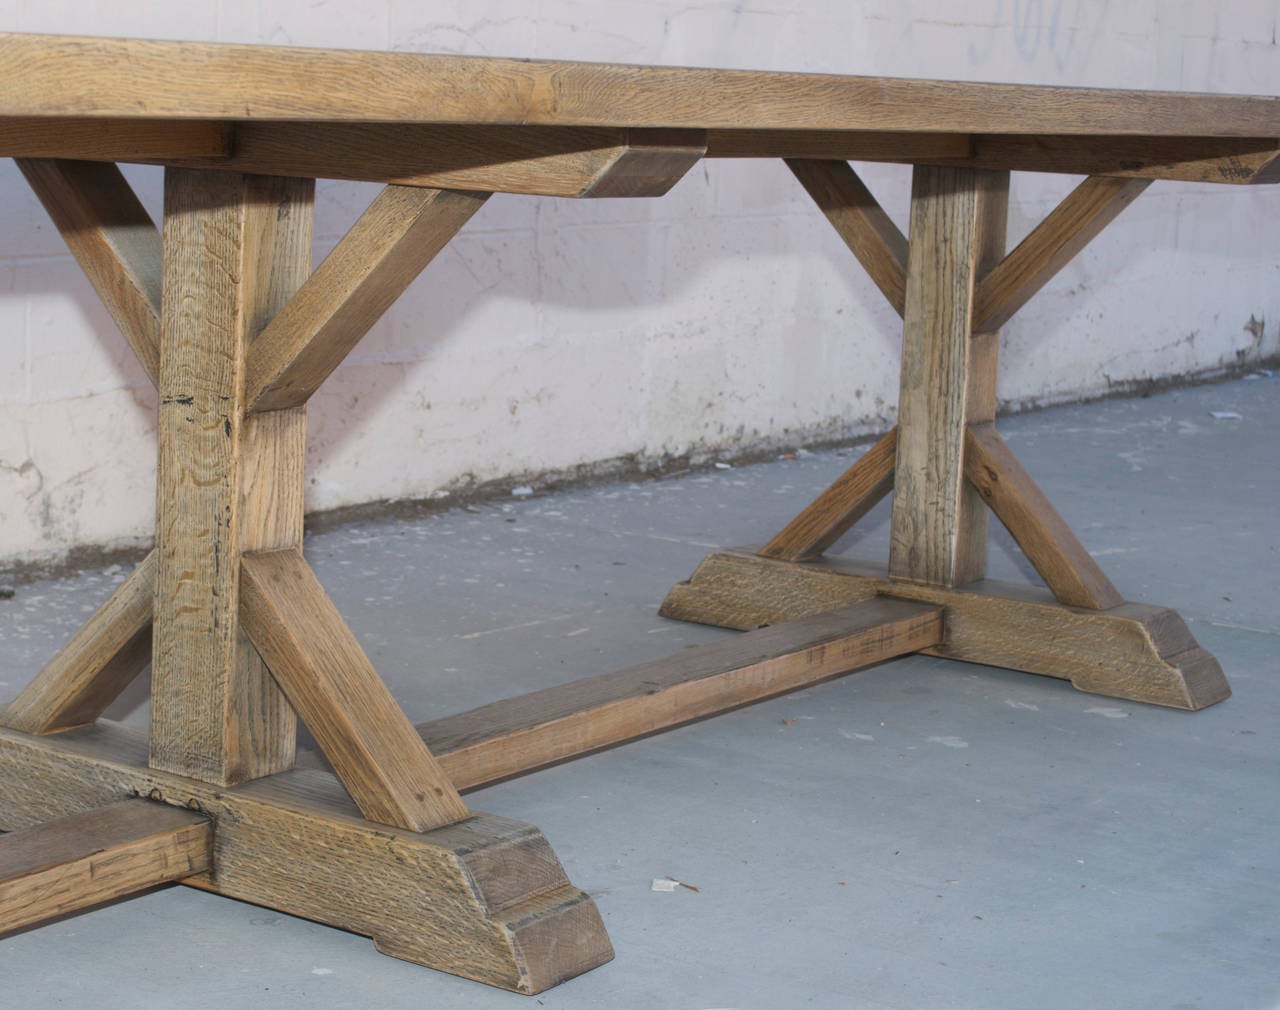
(0, 374, 1277, 1009)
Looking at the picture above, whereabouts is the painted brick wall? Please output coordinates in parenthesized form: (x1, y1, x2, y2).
(0, 1, 1277, 564)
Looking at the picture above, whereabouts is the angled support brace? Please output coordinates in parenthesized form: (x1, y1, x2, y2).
(973, 175, 1151, 332)
(787, 158, 908, 315)
(245, 185, 490, 412)
(758, 427, 898, 561)
(964, 423, 1122, 609)
(17, 158, 163, 385)
(239, 549, 469, 832)
(1, 551, 156, 734)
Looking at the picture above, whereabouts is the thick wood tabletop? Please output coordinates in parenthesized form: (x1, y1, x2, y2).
(2, 32, 1279, 135)
(1, 32, 1278, 191)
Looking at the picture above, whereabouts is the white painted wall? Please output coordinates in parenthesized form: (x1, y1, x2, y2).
(0, 1, 1277, 565)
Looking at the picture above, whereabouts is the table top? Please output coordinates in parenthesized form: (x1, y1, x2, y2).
(1, 33, 1278, 191)
(3, 32, 1279, 135)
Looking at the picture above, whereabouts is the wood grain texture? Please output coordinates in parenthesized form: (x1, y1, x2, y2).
(0, 798, 210, 935)
(239, 549, 469, 832)
(660, 549, 1229, 710)
(963, 424, 1123, 610)
(973, 175, 1151, 333)
(579, 128, 706, 197)
(788, 159, 909, 315)
(3, 34, 1280, 140)
(0, 118, 229, 160)
(759, 428, 898, 561)
(17, 158, 162, 385)
(0, 724, 612, 993)
(417, 598, 942, 790)
(1, 551, 156, 734)
(150, 170, 313, 786)
(956, 172, 1010, 576)
(890, 166, 1004, 587)
(707, 130, 971, 160)
(195, 124, 702, 198)
(245, 185, 488, 413)
(928, 134, 1280, 185)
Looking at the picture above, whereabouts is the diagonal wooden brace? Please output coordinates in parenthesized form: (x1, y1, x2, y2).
(964, 423, 1122, 609)
(0, 551, 156, 734)
(239, 549, 469, 832)
(245, 185, 490, 413)
(973, 175, 1151, 332)
(17, 158, 163, 385)
(787, 158, 908, 316)
(758, 427, 898, 561)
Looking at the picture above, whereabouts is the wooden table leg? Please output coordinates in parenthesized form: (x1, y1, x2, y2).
(663, 162, 1229, 711)
(0, 162, 613, 992)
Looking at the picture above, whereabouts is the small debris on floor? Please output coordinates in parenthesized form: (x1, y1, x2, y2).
(0, 586, 13, 599)
(511, 485, 535, 497)
(1209, 410, 1243, 420)
(652, 876, 699, 893)
(713, 461, 732, 470)
(781, 718, 797, 726)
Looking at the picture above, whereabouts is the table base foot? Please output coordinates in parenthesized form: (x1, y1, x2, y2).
(0, 723, 613, 994)
(661, 548, 1229, 711)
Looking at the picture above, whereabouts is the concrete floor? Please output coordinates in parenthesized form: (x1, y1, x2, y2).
(0, 374, 1276, 1010)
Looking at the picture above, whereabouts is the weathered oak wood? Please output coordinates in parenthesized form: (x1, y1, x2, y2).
(929, 134, 1280, 186)
(17, 158, 163, 385)
(579, 129, 707, 197)
(661, 549, 1229, 710)
(973, 175, 1151, 333)
(959, 171, 1011, 571)
(244, 185, 488, 413)
(759, 428, 898, 561)
(964, 424, 1123, 610)
(1, 551, 156, 734)
(0, 118, 229, 161)
(150, 169, 313, 786)
(890, 166, 1007, 587)
(5, 34, 1280, 139)
(709, 132, 1280, 183)
(0, 724, 612, 993)
(0, 798, 210, 935)
(418, 598, 942, 790)
(192, 124, 703, 198)
(239, 549, 469, 832)
(787, 160, 909, 316)
(707, 130, 971, 160)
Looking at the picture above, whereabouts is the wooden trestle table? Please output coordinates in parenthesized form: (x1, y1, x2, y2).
(0, 32, 1273, 994)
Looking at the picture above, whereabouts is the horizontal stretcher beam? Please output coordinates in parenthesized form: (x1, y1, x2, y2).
(0, 799, 211, 935)
(416, 597, 945, 790)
